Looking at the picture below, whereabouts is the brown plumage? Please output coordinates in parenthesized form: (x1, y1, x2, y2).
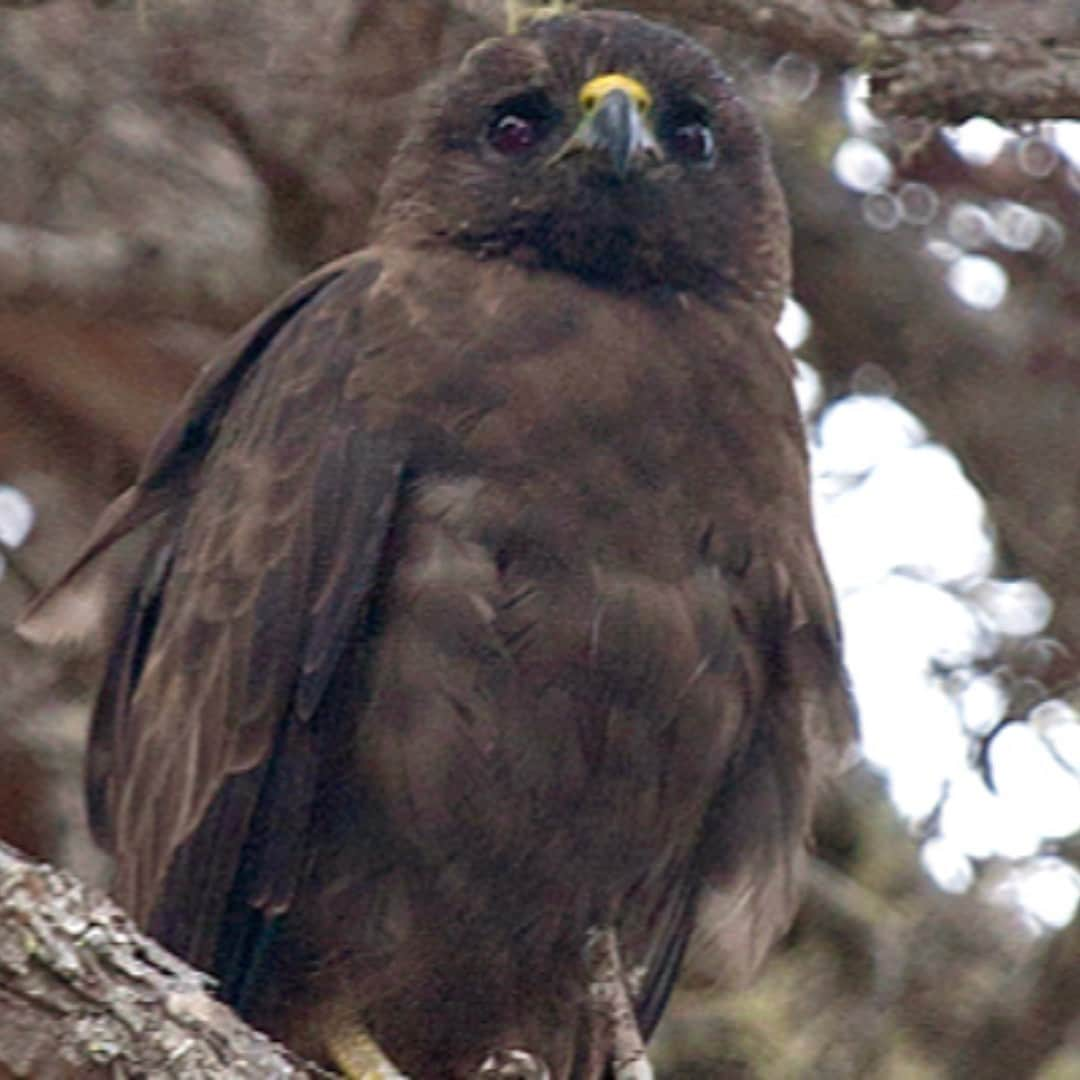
(23, 11, 854, 1079)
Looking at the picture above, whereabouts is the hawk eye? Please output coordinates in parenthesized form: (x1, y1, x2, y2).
(671, 122, 715, 162)
(661, 100, 716, 164)
(490, 113, 542, 155)
(488, 92, 557, 156)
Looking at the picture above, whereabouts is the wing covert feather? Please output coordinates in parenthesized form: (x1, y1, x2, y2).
(73, 255, 406, 961)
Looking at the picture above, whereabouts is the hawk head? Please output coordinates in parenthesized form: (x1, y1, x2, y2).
(373, 11, 791, 316)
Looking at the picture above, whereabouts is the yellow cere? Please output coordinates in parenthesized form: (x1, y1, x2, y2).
(579, 73, 652, 116)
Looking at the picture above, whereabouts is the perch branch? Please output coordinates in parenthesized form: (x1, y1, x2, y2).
(0, 842, 328, 1078)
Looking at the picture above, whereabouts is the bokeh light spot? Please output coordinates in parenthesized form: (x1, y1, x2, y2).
(776, 296, 811, 350)
(842, 73, 884, 136)
(944, 116, 1013, 166)
(988, 724, 1080, 840)
(992, 859, 1080, 931)
(862, 190, 901, 230)
(947, 255, 1008, 310)
(947, 202, 993, 249)
(793, 359, 823, 417)
(769, 52, 820, 103)
(897, 182, 938, 226)
(1051, 119, 1080, 170)
(967, 578, 1053, 638)
(833, 136, 893, 193)
(0, 485, 34, 548)
(991, 200, 1043, 252)
(922, 837, 975, 894)
(1017, 135, 1058, 178)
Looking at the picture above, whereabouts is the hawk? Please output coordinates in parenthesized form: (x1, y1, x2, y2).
(23, 10, 854, 1079)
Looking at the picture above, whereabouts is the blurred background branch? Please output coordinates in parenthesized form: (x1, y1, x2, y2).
(626, 0, 1080, 120)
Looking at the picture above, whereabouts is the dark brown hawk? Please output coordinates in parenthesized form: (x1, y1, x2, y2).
(24, 10, 854, 1079)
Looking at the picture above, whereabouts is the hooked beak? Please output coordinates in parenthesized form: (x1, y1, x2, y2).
(548, 73, 663, 180)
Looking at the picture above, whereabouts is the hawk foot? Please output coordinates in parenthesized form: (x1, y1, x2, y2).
(585, 926, 655, 1080)
(325, 1025, 405, 1080)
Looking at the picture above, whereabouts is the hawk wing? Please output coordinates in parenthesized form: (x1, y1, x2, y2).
(23, 251, 407, 980)
(629, 560, 852, 1040)
(635, 327, 857, 1035)
(680, 541, 855, 998)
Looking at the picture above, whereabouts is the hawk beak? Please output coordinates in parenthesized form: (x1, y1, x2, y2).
(548, 73, 663, 179)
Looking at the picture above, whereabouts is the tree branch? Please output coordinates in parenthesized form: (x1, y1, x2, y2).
(5, 1, 1079, 122)
(628, 1, 1080, 121)
(0, 842, 327, 1078)
(0, 221, 281, 330)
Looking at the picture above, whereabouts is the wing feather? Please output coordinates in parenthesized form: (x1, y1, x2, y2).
(682, 543, 856, 992)
(649, 326, 856, 1005)
(29, 253, 407, 982)
(18, 252, 368, 648)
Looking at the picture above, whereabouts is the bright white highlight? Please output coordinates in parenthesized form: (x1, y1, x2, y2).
(944, 117, 1014, 167)
(991, 201, 1044, 252)
(0, 485, 34, 548)
(833, 137, 894, 193)
(988, 724, 1080, 840)
(776, 297, 811, 351)
(800, 374, 1079, 924)
(992, 859, 1080, 931)
(793, 359, 823, 418)
(842, 74, 884, 136)
(947, 255, 1009, 310)
(0, 485, 35, 584)
(922, 836, 975, 894)
(1051, 120, 1080, 169)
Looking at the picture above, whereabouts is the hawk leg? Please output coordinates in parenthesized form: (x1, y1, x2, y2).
(325, 1025, 406, 1080)
(585, 926, 654, 1080)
